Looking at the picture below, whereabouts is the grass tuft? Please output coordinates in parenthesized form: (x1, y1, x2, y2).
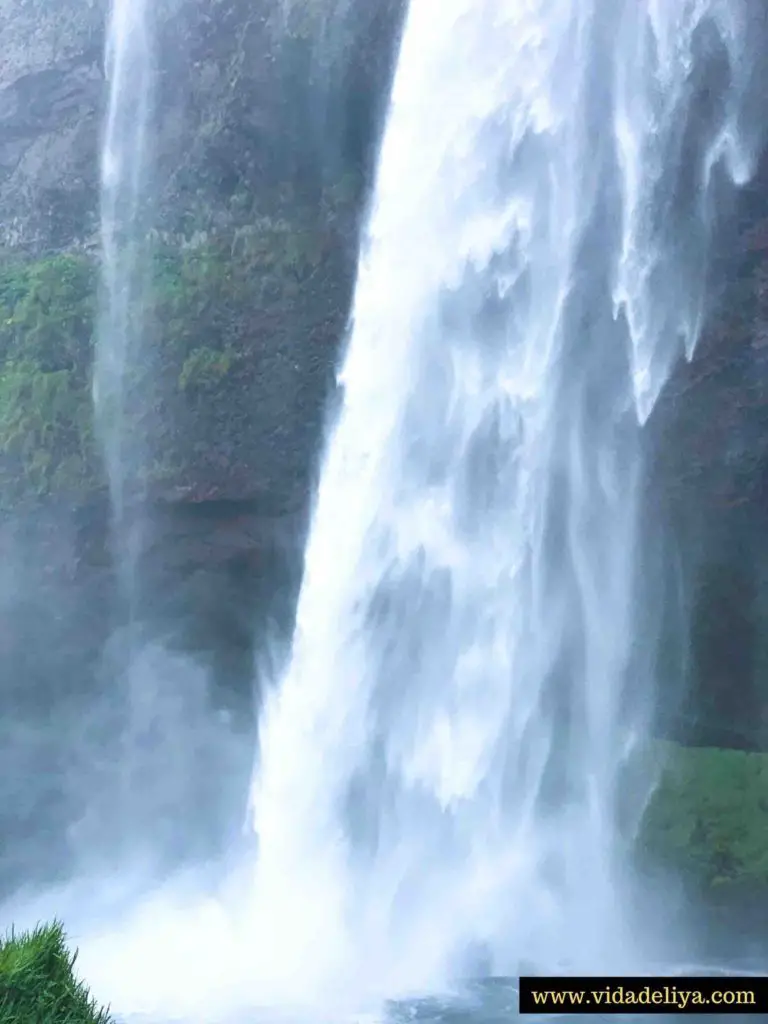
(0, 920, 112, 1024)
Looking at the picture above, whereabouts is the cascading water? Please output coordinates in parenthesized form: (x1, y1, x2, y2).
(87, 0, 164, 861)
(84, 0, 248, 892)
(244, 0, 764, 1003)
(94, 0, 154, 594)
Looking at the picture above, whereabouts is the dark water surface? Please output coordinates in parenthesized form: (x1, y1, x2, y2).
(115, 972, 767, 1024)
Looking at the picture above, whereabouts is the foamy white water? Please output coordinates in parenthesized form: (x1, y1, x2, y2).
(65, 0, 766, 1020)
(612, 0, 761, 421)
(245, 0, 764, 1002)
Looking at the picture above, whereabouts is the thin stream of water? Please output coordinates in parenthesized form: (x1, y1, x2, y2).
(94, 0, 154, 568)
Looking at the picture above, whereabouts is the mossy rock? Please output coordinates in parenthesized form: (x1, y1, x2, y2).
(638, 740, 768, 893)
(0, 253, 100, 505)
(0, 181, 352, 506)
(0, 920, 112, 1023)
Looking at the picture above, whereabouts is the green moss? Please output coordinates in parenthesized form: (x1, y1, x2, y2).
(151, 217, 322, 337)
(0, 920, 112, 1023)
(0, 254, 96, 371)
(638, 740, 768, 892)
(179, 346, 235, 392)
(0, 183, 350, 504)
(149, 209, 334, 389)
(0, 255, 99, 502)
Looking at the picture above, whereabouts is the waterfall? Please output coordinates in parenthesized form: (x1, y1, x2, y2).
(245, 0, 764, 1001)
(88, 0, 162, 861)
(94, 0, 154, 595)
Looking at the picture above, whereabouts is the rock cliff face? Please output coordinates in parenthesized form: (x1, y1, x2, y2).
(0, 0, 405, 895)
(0, 0, 104, 251)
(649, 158, 768, 754)
(0, 0, 405, 509)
